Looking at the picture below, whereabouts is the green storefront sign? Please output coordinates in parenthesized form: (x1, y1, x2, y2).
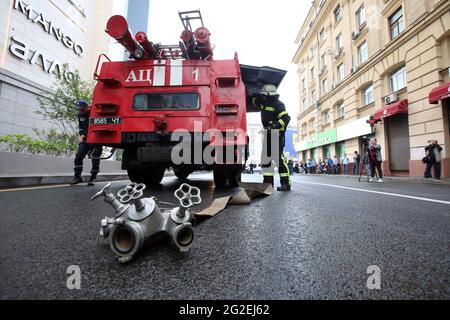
(306, 129, 337, 149)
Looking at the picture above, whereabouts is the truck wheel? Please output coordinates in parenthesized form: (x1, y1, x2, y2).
(213, 169, 227, 187)
(174, 168, 191, 180)
(127, 167, 165, 186)
(227, 166, 243, 186)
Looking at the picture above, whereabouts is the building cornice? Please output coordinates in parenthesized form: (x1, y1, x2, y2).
(292, 0, 340, 64)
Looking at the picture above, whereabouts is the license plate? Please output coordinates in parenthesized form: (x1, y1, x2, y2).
(89, 117, 122, 125)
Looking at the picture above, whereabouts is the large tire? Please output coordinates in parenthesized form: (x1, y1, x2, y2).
(227, 165, 243, 186)
(174, 168, 191, 180)
(127, 166, 165, 186)
(213, 169, 227, 187)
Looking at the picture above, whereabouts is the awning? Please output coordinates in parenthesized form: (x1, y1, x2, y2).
(373, 99, 408, 121)
(429, 82, 450, 104)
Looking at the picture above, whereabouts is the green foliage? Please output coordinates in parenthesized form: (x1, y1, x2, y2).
(36, 64, 94, 140)
(0, 134, 77, 156)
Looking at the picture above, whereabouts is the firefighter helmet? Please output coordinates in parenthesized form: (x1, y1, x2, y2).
(260, 84, 278, 96)
(75, 100, 89, 109)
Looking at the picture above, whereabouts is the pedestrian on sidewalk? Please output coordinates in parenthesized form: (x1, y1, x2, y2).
(294, 162, 299, 174)
(71, 100, 102, 186)
(352, 151, 361, 175)
(368, 138, 383, 182)
(299, 161, 305, 174)
(288, 160, 294, 175)
(310, 158, 317, 174)
(327, 157, 334, 174)
(424, 140, 442, 179)
(319, 160, 327, 174)
(342, 154, 350, 175)
(333, 155, 339, 174)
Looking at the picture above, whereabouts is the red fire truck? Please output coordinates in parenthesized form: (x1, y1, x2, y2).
(88, 10, 285, 186)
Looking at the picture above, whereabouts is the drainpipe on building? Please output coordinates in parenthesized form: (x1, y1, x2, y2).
(315, 29, 321, 158)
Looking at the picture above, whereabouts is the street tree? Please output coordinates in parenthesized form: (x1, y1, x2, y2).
(36, 65, 94, 145)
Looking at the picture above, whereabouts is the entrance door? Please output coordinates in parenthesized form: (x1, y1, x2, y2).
(322, 145, 331, 159)
(387, 114, 410, 171)
(336, 142, 345, 161)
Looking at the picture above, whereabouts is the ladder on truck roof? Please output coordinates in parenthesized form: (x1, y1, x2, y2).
(178, 10, 204, 31)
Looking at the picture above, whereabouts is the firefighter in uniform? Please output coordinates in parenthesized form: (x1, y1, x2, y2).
(252, 84, 291, 191)
(71, 100, 102, 186)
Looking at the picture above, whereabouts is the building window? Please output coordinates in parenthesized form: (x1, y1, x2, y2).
(302, 78, 306, 91)
(321, 52, 327, 69)
(334, 4, 342, 23)
(311, 90, 317, 105)
(362, 85, 374, 106)
(309, 119, 316, 133)
(319, 28, 325, 42)
(302, 98, 307, 112)
(311, 67, 315, 79)
(337, 63, 345, 82)
(323, 110, 331, 124)
(389, 7, 405, 40)
(321, 78, 328, 96)
(337, 101, 345, 118)
(355, 5, 365, 29)
(358, 41, 368, 65)
(389, 66, 406, 92)
(302, 123, 307, 136)
(336, 33, 343, 50)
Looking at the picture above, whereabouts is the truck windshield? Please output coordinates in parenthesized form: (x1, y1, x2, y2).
(133, 93, 199, 110)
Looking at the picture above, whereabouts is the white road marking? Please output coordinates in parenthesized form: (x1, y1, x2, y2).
(0, 184, 70, 193)
(296, 180, 450, 205)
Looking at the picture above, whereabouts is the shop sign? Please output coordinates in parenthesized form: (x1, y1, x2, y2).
(306, 129, 337, 149)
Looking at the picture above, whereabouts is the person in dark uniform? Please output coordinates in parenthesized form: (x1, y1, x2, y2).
(252, 84, 291, 191)
(424, 140, 442, 179)
(71, 100, 102, 186)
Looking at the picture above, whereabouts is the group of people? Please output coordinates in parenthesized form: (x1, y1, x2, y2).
(294, 152, 362, 176)
(295, 154, 357, 176)
(290, 138, 384, 182)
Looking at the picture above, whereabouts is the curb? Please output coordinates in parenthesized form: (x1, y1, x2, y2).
(0, 172, 175, 189)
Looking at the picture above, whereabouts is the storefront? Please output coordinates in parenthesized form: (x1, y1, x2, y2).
(296, 118, 373, 163)
(300, 129, 337, 162)
(428, 81, 450, 178)
(373, 99, 410, 172)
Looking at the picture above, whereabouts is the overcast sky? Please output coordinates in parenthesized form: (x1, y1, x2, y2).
(148, 0, 311, 126)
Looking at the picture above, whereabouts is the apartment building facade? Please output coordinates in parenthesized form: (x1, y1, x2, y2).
(293, 0, 450, 178)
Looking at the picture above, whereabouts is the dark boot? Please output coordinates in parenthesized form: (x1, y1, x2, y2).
(263, 176, 274, 187)
(87, 176, 96, 186)
(278, 176, 291, 191)
(71, 176, 83, 185)
(277, 185, 291, 191)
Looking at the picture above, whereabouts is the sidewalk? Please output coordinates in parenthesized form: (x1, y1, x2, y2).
(0, 172, 176, 189)
(295, 173, 450, 185)
(0, 151, 177, 188)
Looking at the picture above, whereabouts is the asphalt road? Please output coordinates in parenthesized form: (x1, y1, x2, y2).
(0, 173, 449, 299)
